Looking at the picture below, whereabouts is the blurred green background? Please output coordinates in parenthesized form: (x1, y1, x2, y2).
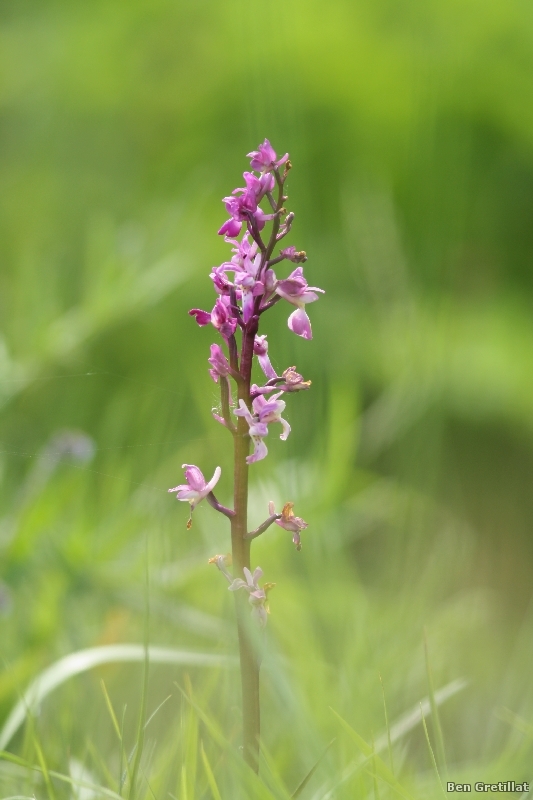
(2, 0, 533, 796)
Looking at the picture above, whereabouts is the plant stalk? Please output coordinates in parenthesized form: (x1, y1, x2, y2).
(229, 166, 287, 772)
(231, 325, 260, 772)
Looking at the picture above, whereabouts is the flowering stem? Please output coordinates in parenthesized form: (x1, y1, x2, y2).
(227, 332, 239, 373)
(231, 368, 260, 770)
(247, 214, 266, 253)
(244, 513, 281, 541)
(263, 170, 284, 269)
(259, 295, 281, 314)
(266, 254, 287, 267)
(228, 366, 244, 385)
(206, 492, 235, 518)
(220, 377, 237, 433)
(230, 169, 290, 771)
(240, 319, 259, 382)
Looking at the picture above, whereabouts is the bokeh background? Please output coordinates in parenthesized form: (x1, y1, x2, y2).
(2, 0, 533, 796)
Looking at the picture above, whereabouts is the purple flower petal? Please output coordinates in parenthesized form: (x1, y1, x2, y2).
(208, 344, 230, 381)
(288, 307, 312, 339)
(254, 335, 277, 380)
(228, 579, 248, 592)
(183, 464, 206, 492)
(218, 218, 243, 237)
(247, 437, 268, 464)
(189, 308, 211, 326)
(247, 139, 289, 174)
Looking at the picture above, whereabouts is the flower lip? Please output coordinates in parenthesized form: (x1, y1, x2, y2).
(218, 217, 242, 238)
(189, 308, 211, 326)
(288, 307, 313, 339)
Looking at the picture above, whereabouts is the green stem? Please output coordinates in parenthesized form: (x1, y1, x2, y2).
(229, 167, 288, 772)
(231, 380, 260, 771)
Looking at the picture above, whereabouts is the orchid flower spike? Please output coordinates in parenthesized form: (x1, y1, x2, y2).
(168, 464, 222, 528)
(268, 501, 308, 550)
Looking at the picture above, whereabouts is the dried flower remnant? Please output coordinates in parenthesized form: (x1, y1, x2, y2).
(209, 553, 233, 582)
(279, 366, 311, 392)
(268, 501, 308, 550)
(280, 246, 307, 263)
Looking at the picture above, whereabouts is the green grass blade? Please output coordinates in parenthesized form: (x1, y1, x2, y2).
(291, 739, 336, 799)
(175, 683, 278, 800)
(144, 694, 171, 731)
(173, 682, 227, 750)
(496, 707, 533, 739)
(100, 679, 123, 741)
(200, 741, 222, 800)
(0, 645, 236, 751)
(259, 740, 292, 800)
(85, 737, 119, 793)
(183, 675, 199, 800)
(329, 708, 415, 800)
(119, 705, 128, 795)
(128, 570, 150, 800)
(140, 767, 157, 800)
(312, 680, 466, 800)
(180, 765, 188, 800)
(424, 631, 447, 778)
(99, 680, 131, 795)
(0, 749, 122, 800)
(379, 673, 394, 775)
(49, 768, 123, 800)
(420, 704, 447, 800)
(371, 735, 380, 800)
(33, 737, 56, 800)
